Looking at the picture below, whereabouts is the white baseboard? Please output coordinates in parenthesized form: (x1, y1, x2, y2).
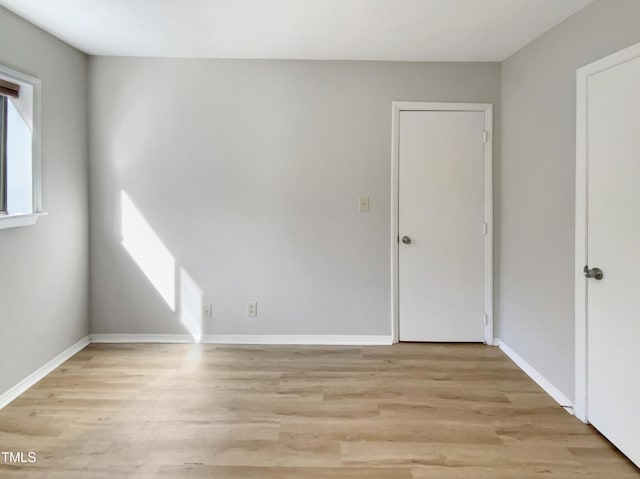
(90, 334, 193, 343)
(0, 335, 90, 410)
(91, 334, 393, 346)
(497, 339, 574, 414)
(204, 335, 393, 345)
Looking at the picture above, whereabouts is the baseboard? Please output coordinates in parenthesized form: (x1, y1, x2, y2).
(203, 335, 393, 345)
(90, 334, 393, 346)
(0, 335, 90, 410)
(497, 339, 574, 414)
(90, 334, 193, 343)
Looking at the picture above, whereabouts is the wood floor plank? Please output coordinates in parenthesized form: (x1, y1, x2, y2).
(340, 440, 581, 468)
(0, 343, 637, 478)
(155, 465, 414, 478)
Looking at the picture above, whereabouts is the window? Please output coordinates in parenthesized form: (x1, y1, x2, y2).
(0, 66, 44, 229)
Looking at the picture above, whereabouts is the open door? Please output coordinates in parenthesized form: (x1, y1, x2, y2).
(576, 43, 640, 467)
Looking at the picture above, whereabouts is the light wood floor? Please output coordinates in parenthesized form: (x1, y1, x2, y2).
(0, 343, 638, 478)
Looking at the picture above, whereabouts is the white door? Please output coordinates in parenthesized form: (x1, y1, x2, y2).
(585, 53, 640, 467)
(398, 110, 486, 342)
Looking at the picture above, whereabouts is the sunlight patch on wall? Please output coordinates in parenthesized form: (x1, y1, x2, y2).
(120, 191, 176, 310)
(179, 267, 203, 343)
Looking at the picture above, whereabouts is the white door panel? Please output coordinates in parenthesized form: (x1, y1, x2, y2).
(586, 54, 640, 467)
(398, 111, 485, 342)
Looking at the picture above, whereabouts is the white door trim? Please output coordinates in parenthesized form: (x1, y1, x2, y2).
(391, 102, 493, 345)
(574, 41, 640, 424)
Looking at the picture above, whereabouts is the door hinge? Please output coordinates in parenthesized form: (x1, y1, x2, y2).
(483, 131, 488, 143)
(483, 222, 488, 235)
(484, 313, 488, 325)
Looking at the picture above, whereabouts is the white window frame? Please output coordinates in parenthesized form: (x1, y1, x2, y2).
(0, 64, 46, 230)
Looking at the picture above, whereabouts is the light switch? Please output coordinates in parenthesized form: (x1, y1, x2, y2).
(359, 196, 369, 212)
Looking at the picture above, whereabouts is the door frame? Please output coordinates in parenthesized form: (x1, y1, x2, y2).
(574, 41, 640, 424)
(390, 102, 494, 345)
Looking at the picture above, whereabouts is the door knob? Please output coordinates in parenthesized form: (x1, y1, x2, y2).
(401, 236, 411, 245)
(584, 265, 604, 280)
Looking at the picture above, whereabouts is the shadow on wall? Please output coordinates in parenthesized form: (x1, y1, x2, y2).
(120, 190, 203, 342)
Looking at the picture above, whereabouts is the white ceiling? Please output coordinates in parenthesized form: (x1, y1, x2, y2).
(0, 0, 594, 61)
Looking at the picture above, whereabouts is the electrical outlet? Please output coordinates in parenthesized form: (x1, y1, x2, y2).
(247, 302, 257, 317)
(203, 304, 213, 320)
(359, 196, 369, 212)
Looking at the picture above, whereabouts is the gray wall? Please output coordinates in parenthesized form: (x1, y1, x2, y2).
(0, 8, 89, 394)
(500, 0, 640, 401)
(89, 58, 501, 337)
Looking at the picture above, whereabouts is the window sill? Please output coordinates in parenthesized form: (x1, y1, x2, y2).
(0, 212, 48, 230)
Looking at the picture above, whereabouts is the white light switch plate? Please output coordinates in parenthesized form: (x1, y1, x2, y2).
(359, 196, 369, 212)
